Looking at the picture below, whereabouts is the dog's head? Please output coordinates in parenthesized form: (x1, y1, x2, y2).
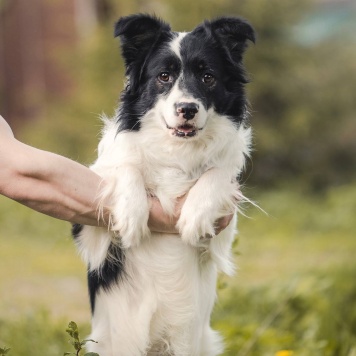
(114, 14, 255, 139)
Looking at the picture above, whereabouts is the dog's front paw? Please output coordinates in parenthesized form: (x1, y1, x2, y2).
(177, 205, 216, 246)
(112, 208, 150, 249)
(106, 169, 150, 249)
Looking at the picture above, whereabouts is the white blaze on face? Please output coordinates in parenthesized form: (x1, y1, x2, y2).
(156, 32, 209, 138)
(170, 32, 187, 59)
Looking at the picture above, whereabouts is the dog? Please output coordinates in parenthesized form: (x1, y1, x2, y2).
(72, 14, 255, 356)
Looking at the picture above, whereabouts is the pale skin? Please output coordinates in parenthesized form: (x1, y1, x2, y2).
(0, 115, 232, 234)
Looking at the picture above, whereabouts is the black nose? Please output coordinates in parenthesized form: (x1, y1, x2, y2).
(175, 102, 199, 120)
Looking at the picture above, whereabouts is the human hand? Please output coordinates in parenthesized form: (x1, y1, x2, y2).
(149, 194, 235, 235)
(148, 195, 186, 233)
(213, 214, 235, 235)
(176, 195, 234, 237)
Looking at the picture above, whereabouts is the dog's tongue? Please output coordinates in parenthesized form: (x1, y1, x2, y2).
(178, 124, 194, 133)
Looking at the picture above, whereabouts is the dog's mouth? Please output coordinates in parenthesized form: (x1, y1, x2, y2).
(166, 123, 202, 138)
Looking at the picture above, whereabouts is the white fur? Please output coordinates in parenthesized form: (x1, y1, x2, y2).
(170, 32, 187, 59)
(75, 97, 251, 355)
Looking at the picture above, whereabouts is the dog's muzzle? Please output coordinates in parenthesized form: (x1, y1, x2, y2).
(165, 102, 204, 138)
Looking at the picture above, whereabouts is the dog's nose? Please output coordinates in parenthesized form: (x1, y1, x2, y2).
(175, 102, 199, 120)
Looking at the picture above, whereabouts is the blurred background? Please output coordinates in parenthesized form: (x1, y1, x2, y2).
(0, 0, 355, 355)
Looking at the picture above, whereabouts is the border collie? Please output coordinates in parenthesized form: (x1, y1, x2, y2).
(73, 14, 255, 356)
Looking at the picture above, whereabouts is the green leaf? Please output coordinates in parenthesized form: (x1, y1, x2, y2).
(73, 341, 81, 350)
(63, 353, 74, 356)
(66, 321, 80, 341)
(0, 348, 11, 355)
(81, 339, 98, 346)
(68, 321, 78, 329)
(64, 321, 99, 355)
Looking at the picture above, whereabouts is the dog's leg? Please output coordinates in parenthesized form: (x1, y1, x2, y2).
(199, 327, 224, 356)
(209, 215, 237, 276)
(168, 322, 223, 356)
(102, 165, 150, 248)
(177, 168, 237, 246)
(87, 279, 158, 356)
(196, 260, 224, 356)
(166, 259, 223, 356)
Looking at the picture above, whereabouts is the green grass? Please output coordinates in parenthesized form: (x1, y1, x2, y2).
(213, 183, 356, 355)
(214, 268, 356, 356)
(0, 183, 355, 355)
(0, 198, 89, 324)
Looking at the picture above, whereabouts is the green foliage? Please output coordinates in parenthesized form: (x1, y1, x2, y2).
(64, 321, 99, 356)
(0, 347, 10, 355)
(1, 183, 356, 355)
(0, 321, 99, 356)
(0, 312, 72, 355)
(211, 182, 356, 356)
(240, 1, 356, 189)
(213, 270, 356, 356)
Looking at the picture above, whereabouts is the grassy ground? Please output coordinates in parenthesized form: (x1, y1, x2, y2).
(215, 183, 356, 355)
(0, 183, 355, 355)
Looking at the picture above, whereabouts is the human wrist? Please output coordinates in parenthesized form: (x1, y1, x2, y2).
(148, 197, 178, 233)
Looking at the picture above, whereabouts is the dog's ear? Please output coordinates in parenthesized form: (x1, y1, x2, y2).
(114, 14, 171, 69)
(204, 17, 256, 63)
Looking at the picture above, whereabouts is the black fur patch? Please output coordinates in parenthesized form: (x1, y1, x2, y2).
(114, 14, 174, 132)
(71, 224, 126, 313)
(88, 243, 126, 313)
(180, 17, 255, 123)
(71, 223, 83, 238)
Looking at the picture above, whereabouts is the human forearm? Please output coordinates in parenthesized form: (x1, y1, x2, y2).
(1, 139, 107, 226)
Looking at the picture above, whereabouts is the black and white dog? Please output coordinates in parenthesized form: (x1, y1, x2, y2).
(73, 14, 255, 356)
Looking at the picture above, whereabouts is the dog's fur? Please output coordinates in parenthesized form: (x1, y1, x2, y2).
(73, 14, 255, 356)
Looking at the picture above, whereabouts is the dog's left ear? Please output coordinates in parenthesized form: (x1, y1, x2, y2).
(114, 14, 171, 69)
(205, 17, 256, 62)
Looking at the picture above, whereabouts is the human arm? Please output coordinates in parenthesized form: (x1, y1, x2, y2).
(0, 115, 232, 232)
(0, 115, 177, 229)
(0, 116, 108, 226)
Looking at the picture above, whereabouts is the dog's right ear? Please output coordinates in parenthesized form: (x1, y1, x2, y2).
(114, 14, 171, 69)
(206, 17, 256, 63)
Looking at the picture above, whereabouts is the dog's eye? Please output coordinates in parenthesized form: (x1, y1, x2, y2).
(202, 73, 215, 85)
(158, 72, 171, 83)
